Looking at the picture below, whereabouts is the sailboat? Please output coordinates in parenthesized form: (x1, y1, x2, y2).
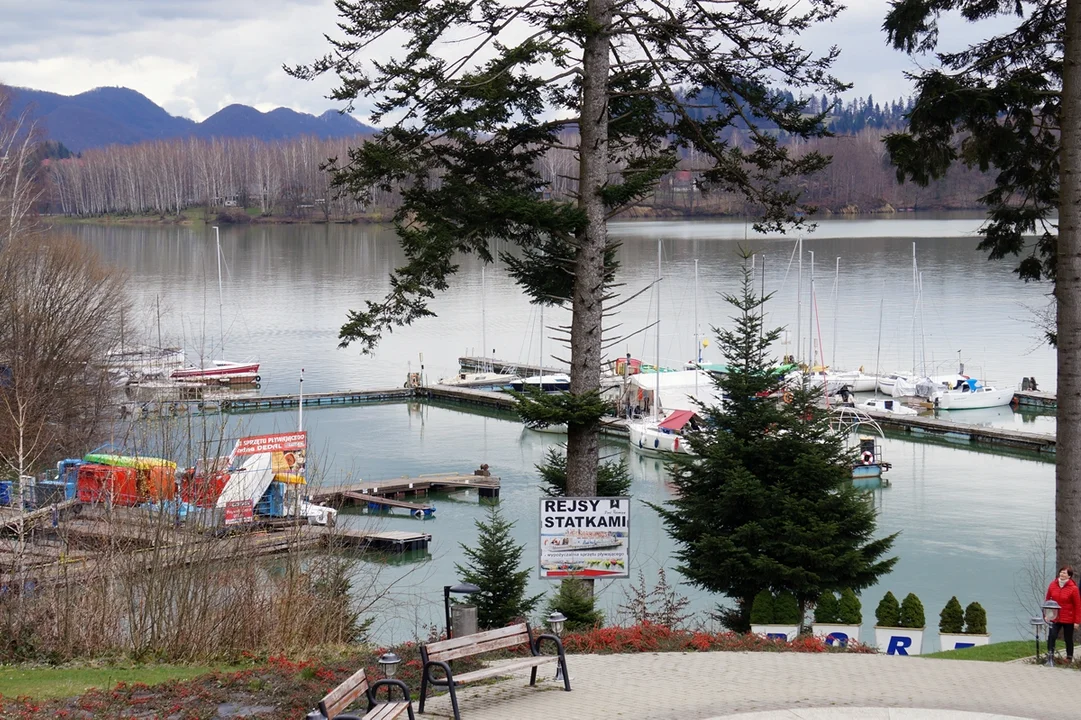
(439, 266, 519, 389)
(171, 226, 260, 385)
(508, 302, 571, 392)
(628, 241, 705, 456)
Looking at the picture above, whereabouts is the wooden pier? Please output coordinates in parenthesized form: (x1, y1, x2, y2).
(342, 490, 435, 518)
(457, 356, 563, 377)
(219, 386, 413, 412)
(1013, 390, 1057, 410)
(311, 471, 501, 507)
(857, 407, 1055, 455)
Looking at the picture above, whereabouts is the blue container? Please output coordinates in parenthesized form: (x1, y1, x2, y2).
(255, 482, 285, 517)
(0, 480, 11, 506)
(56, 459, 83, 500)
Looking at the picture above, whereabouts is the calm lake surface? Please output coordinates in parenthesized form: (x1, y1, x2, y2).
(64, 215, 1057, 648)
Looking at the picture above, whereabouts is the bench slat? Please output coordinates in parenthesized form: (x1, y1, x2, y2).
(451, 656, 557, 684)
(320, 667, 370, 719)
(425, 622, 530, 657)
(429, 631, 533, 662)
(363, 702, 411, 720)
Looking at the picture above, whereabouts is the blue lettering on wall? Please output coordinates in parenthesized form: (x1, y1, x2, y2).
(887, 635, 913, 655)
(825, 632, 849, 647)
(953, 642, 975, 650)
(766, 633, 788, 641)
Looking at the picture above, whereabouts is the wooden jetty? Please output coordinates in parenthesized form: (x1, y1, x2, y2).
(858, 407, 1055, 454)
(342, 490, 435, 518)
(1013, 390, 1057, 410)
(457, 356, 563, 377)
(219, 386, 413, 412)
(311, 471, 501, 506)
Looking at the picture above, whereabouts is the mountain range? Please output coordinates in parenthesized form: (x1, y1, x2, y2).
(2, 85, 374, 152)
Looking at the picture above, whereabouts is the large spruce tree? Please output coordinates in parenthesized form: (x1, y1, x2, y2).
(655, 262, 897, 631)
(290, 0, 846, 498)
(882, 0, 1080, 571)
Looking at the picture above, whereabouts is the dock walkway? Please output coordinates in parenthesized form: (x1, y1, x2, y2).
(311, 472, 501, 506)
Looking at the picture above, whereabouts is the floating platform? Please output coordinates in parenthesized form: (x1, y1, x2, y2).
(311, 471, 501, 506)
(342, 490, 435, 518)
(856, 406, 1055, 455)
(457, 356, 563, 377)
(1013, 390, 1057, 410)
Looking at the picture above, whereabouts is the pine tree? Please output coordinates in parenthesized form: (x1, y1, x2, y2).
(814, 592, 840, 624)
(838, 588, 863, 625)
(455, 505, 543, 630)
(655, 258, 897, 631)
(939, 596, 964, 634)
(536, 447, 631, 498)
(290, 0, 847, 502)
(546, 577, 604, 632)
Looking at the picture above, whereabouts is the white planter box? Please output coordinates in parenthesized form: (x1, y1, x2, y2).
(750, 624, 799, 642)
(875, 626, 924, 655)
(939, 632, 991, 651)
(812, 623, 861, 647)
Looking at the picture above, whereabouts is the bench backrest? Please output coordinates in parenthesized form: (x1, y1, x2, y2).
(319, 666, 369, 719)
(423, 622, 532, 663)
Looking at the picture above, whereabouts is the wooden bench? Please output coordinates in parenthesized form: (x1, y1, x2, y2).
(418, 622, 570, 720)
(315, 666, 415, 720)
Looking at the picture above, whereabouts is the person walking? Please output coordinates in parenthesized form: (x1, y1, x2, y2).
(1045, 566, 1081, 663)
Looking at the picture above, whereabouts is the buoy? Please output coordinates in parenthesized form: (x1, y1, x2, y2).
(783, 391, 794, 404)
(254, 375, 261, 382)
(654, 438, 660, 448)
(861, 450, 875, 465)
(674, 437, 680, 451)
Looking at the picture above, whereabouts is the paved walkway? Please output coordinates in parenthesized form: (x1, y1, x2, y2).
(417, 652, 1076, 719)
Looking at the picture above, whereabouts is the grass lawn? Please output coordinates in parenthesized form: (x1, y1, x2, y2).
(925, 640, 1036, 662)
(0, 663, 235, 700)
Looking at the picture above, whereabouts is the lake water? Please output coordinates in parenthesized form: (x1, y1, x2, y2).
(63, 215, 1058, 649)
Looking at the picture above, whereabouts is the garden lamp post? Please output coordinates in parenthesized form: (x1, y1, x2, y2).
(1042, 600, 1061, 666)
(1030, 616, 1046, 665)
(444, 582, 481, 639)
(548, 611, 567, 680)
(378, 652, 401, 678)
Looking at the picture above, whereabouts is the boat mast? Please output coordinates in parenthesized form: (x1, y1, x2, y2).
(874, 297, 884, 399)
(796, 235, 802, 365)
(911, 242, 917, 376)
(808, 250, 815, 368)
(831, 258, 839, 370)
(694, 258, 699, 397)
(299, 368, 304, 432)
(214, 225, 225, 359)
(919, 271, 927, 376)
(481, 265, 487, 373)
(655, 239, 662, 420)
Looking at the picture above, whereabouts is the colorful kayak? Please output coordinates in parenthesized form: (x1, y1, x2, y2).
(82, 453, 177, 470)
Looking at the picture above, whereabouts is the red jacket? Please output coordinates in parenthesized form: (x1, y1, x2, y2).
(1046, 579, 1081, 624)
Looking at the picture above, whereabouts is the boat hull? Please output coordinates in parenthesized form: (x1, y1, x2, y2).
(628, 421, 692, 456)
(932, 387, 1015, 410)
(172, 362, 260, 381)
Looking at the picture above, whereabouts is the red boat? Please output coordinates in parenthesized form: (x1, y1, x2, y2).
(171, 360, 260, 383)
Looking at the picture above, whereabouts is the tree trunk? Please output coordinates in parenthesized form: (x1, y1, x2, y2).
(1058, 0, 1081, 573)
(565, 0, 611, 499)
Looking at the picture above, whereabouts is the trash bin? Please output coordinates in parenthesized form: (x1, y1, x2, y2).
(0, 480, 11, 506)
(451, 604, 478, 638)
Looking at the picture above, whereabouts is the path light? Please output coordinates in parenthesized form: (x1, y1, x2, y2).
(547, 611, 566, 637)
(548, 611, 567, 681)
(1042, 600, 1061, 666)
(1030, 616, 1046, 665)
(444, 582, 481, 639)
(378, 652, 401, 678)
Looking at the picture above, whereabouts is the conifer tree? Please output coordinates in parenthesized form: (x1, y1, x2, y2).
(455, 504, 543, 630)
(291, 0, 847, 500)
(655, 259, 897, 631)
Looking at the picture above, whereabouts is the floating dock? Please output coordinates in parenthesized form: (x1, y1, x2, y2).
(1013, 390, 1057, 410)
(457, 356, 563, 377)
(857, 407, 1055, 455)
(311, 471, 501, 507)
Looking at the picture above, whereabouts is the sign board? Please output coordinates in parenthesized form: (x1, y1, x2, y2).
(232, 432, 307, 456)
(539, 497, 629, 578)
(224, 499, 254, 525)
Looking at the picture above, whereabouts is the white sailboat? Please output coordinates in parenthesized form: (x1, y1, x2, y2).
(931, 382, 1015, 410)
(439, 266, 518, 389)
(511, 301, 570, 392)
(628, 241, 703, 457)
(172, 226, 260, 384)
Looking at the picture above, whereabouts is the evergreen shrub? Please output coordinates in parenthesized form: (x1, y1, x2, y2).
(964, 602, 988, 634)
(875, 591, 900, 627)
(938, 597, 964, 634)
(838, 589, 862, 625)
(899, 593, 925, 629)
(750, 591, 774, 624)
(814, 592, 840, 624)
(774, 592, 800, 625)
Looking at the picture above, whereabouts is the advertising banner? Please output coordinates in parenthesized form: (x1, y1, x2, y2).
(233, 432, 307, 455)
(539, 497, 629, 578)
(224, 499, 254, 525)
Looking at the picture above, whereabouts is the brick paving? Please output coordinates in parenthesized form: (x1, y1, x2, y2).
(416, 652, 1075, 719)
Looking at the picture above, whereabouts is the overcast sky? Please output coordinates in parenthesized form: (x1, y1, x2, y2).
(0, 0, 1008, 122)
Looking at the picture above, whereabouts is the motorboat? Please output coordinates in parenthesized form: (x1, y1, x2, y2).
(931, 382, 1015, 410)
(172, 360, 260, 384)
(437, 370, 518, 389)
(856, 397, 919, 416)
(508, 373, 571, 392)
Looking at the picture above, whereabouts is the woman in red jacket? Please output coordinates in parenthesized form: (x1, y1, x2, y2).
(1046, 566, 1081, 663)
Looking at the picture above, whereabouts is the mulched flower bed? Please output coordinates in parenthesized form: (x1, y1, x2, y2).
(0, 624, 872, 719)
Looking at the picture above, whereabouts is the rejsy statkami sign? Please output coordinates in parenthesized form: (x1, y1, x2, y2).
(539, 497, 629, 579)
